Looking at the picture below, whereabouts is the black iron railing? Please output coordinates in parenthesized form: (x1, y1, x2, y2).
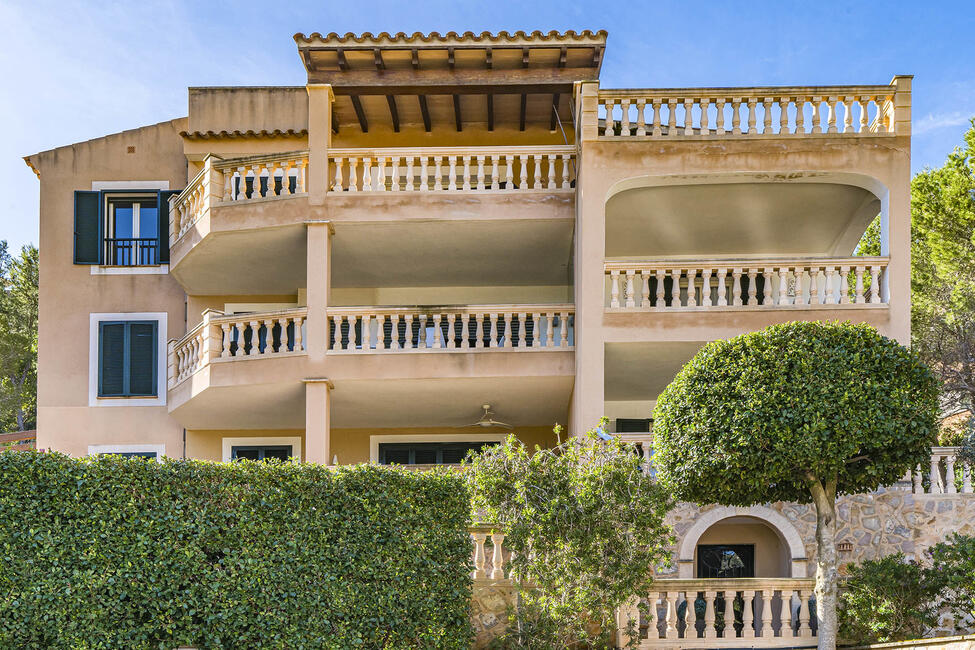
(104, 238, 159, 266)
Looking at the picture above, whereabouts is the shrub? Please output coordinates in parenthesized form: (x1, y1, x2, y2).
(929, 533, 975, 626)
(840, 554, 943, 644)
(0, 451, 473, 649)
(468, 427, 673, 649)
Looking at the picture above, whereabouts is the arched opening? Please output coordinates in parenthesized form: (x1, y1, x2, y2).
(695, 516, 791, 578)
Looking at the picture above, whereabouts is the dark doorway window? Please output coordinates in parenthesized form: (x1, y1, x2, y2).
(231, 445, 293, 461)
(378, 441, 498, 465)
(697, 544, 755, 578)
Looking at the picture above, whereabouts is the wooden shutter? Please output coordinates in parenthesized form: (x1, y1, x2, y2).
(73, 191, 101, 264)
(156, 190, 178, 264)
(98, 323, 126, 396)
(127, 322, 157, 396)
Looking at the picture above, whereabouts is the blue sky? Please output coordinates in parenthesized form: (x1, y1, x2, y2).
(2, 0, 973, 251)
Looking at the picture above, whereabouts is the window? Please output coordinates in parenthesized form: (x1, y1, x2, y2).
(88, 444, 165, 459)
(378, 441, 497, 465)
(103, 451, 158, 459)
(98, 321, 158, 397)
(231, 445, 293, 461)
(73, 189, 178, 266)
(616, 418, 652, 433)
(697, 544, 755, 579)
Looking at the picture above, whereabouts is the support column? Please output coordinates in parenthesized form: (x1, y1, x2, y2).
(307, 84, 334, 206)
(305, 221, 333, 361)
(569, 80, 606, 436)
(885, 76, 912, 346)
(304, 378, 333, 464)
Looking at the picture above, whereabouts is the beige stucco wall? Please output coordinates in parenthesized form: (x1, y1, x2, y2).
(28, 119, 190, 458)
(695, 519, 791, 577)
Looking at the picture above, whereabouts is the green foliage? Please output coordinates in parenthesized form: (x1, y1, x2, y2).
(929, 533, 975, 624)
(904, 121, 975, 414)
(840, 554, 942, 644)
(467, 428, 673, 648)
(0, 452, 473, 649)
(652, 321, 940, 505)
(0, 241, 37, 432)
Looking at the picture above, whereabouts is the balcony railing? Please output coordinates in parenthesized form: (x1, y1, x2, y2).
(327, 146, 576, 193)
(103, 237, 159, 266)
(598, 84, 897, 139)
(604, 257, 889, 310)
(326, 305, 575, 353)
(168, 308, 308, 388)
(619, 578, 818, 647)
(912, 446, 973, 495)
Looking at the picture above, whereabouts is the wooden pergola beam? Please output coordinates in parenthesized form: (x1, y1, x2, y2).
(373, 48, 385, 72)
(519, 93, 527, 131)
(487, 94, 494, 132)
(386, 95, 400, 132)
(418, 95, 431, 132)
(350, 95, 368, 133)
(550, 93, 560, 131)
(453, 94, 463, 132)
(336, 48, 349, 71)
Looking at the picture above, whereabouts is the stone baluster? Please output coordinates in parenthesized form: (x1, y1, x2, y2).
(388, 156, 399, 191)
(732, 269, 743, 306)
(220, 323, 232, 357)
(946, 455, 958, 494)
(484, 314, 495, 349)
(640, 272, 651, 309)
(461, 314, 471, 349)
(519, 154, 529, 190)
(686, 269, 698, 306)
(839, 265, 851, 304)
(824, 267, 836, 304)
(655, 269, 667, 309)
(715, 98, 726, 135)
(843, 97, 854, 134)
(458, 155, 469, 191)
(294, 316, 304, 351)
(779, 97, 790, 134)
(742, 590, 756, 638)
(963, 461, 972, 494)
(731, 98, 742, 135)
(795, 98, 806, 133)
(776, 268, 788, 305)
(827, 97, 839, 133)
(403, 314, 414, 350)
(670, 269, 681, 307)
(346, 157, 358, 192)
(858, 96, 870, 133)
(664, 591, 678, 639)
(809, 267, 820, 305)
(405, 156, 415, 191)
(532, 154, 542, 189)
(490, 532, 505, 578)
(544, 313, 555, 347)
(914, 465, 924, 494)
(762, 268, 774, 305)
(620, 99, 630, 135)
(701, 268, 713, 307)
(716, 269, 728, 306)
(624, 271, 635, 308)
(263, 319, 275, 353)
(418, 156, 428, 191)
(561, 153, 571, 189)
(794, 267, 807, 306)
(870, 265, 882, 304)
(747, 99, 758, 134)
(747, 269, 758, 305)
(504, 155, 514, 189)
(779, 590, 794, 637)
(434, 156, 444, 191)
(703, 590, 717, 639)
(722, 590, 734, 638)
(667, 98, 677, 135)
(472, 155, 483, 190)
(502, 313, 513, 348)
(546, 154, 557, 189)
(651, 99, 662, 136)
(298, 157, 308, 193)
(930, 453, 942, 494)
(635, 99, 646, 136)
(683, 97, 694, 135)
(417, 314, 428, 349)
(447, 156, 458, 191)
(472, 532, 487, 579)
(610, 271, 621, 308)
(603, 99, 615, 135)
(760, 591, 774, 639)
(360, 157, 373, 191)
(489, 156, 500, 190)
(854, 266, 865, 304)
(699, 97, 709, 135)
(373, 314, 385, 351)
(762, 97, 773, 134)
(518, 313, 529, 347)
(560, 312, 569, 347)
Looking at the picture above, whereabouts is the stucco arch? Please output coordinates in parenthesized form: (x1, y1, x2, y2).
(678, 506, 808, 578)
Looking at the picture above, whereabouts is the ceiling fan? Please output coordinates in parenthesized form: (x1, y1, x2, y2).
(464, 404, 513, 429)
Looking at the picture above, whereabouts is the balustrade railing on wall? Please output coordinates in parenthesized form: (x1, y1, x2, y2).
(327, 146, 576, 193)
(216, 153, 309, 202)
(326, 305, 574, 352)
(604, 258, 890, 310)
(168, 308, 307, 388)
(598, 86, 896, 138)
(910, 446, 973, 495)
(618, 578, 817, 648)
(469, 526, 510, 581)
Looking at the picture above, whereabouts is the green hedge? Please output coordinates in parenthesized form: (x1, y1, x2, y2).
(0, 452, 473, 649)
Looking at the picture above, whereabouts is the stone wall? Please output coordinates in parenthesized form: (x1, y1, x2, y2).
(471, 580, 518, 648)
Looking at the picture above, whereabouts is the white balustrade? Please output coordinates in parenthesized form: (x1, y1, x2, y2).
(327, 146, 575, 193)
(326, 305, 574, 352)
(604, 258, 889, 310)
(168, 308, 307, 388)
(599, 86, 895, 138)
(470, 527, 509, 581)
(217, 152, 309, 202)
(913, 447, 973, 495)
(620, 578, 817, 648)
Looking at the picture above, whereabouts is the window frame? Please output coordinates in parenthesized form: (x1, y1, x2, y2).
(87, 444, 165, 461)
(97, 320, 158, 398)
(369, 433, 508, 464)
(103, 194, 161, 267)
(221, 436, 303, 462)
(696, 543, 756, 579)
(88, 312, 168, 407)
(86, 182, 173, 274)
(230, 445, 294, 461)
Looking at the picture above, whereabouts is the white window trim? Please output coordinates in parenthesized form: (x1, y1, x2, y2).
(222, 436, 303, 463)
(90, 182, 170, 275)
(369, 433, 508, 463)
(88, 443, 165, 461)
(89, 312, 168, 407)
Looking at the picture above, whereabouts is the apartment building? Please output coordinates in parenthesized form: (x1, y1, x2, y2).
(25, 30, 975, 645)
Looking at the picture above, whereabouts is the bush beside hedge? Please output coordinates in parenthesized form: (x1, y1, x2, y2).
(0, 452, 473, 649)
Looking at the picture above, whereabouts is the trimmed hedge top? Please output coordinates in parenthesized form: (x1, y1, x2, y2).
(0, 452, 473, 649)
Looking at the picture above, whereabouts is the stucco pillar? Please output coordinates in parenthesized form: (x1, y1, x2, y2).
(305, 221, 333, 361)
(886, 76, 913, 347)
(891, 75, 912, 137)
(307, 84, 334, 206)
(303, 378, 333, 464)
(570, 80, 606, 435)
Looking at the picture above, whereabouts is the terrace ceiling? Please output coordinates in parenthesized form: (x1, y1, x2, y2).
(293, 30, 606, 134)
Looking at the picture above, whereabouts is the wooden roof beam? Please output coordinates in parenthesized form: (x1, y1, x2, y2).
(550, 93, 560, 131)
(592, 45, 603, 68)
(448, 47, 455, 70)
(336, 48, 349, 71)
(487, 94, 494, 132)
(350, 95, 368, 133)
(453, 94, 462, 132)
(559, 46, 567, 68)
(519, 93, 527, 131)
(411, 48, 420, 70)
(373, 48, 385, 72)
(331, 111, 339, 135)
(418, 95, 431, 132)
(522, 46, 530, 68)
(386, 95, 400, 132)
(485, 47, 492, 69)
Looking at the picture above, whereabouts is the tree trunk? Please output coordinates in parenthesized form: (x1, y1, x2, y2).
(808, 477, 838, 650)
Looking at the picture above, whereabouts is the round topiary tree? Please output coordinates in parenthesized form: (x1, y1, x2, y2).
(652, 321, 939, 649)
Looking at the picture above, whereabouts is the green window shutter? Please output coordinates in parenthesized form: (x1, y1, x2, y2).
(98, 323, 126, 396)
(73, 191, 101, 264)
(127, 322, 157, 396)
(157, 190, 178, 264)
